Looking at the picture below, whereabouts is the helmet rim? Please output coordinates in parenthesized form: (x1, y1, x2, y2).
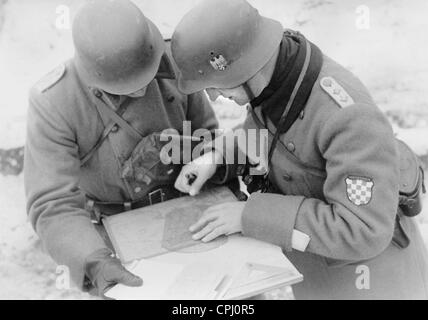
(73, 0, 165, 95)
(171, 4, 284, 94)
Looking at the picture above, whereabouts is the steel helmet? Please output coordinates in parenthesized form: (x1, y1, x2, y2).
(72, 0, 165, 95)
(171, 0, 283, 94)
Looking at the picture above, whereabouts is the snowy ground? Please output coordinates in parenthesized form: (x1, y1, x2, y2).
(0, 0, 427, 300)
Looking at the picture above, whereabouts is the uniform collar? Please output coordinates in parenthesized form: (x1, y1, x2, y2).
(250, 31, 302, 109)
(250, 31, 323, 131)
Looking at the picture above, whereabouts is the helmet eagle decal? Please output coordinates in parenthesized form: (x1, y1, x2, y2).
(209, 53, 229, 71)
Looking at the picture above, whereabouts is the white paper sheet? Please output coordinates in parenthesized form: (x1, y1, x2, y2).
(105, 260, 228, 300)
(105, 260, 185, 300)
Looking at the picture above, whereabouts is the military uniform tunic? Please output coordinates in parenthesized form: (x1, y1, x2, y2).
(239, 55, 428, 299)
(25, 56, 218, 287)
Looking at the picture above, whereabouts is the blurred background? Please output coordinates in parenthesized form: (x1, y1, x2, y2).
(0, 0, 427, 299)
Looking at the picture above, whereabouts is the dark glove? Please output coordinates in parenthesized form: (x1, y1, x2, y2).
(84, 248, 143, 298)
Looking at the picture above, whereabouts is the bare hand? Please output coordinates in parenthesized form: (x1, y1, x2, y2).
(189, 202, 246, 242)
(174, 150, 222, 196)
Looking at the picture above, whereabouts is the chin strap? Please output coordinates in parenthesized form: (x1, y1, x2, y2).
(242, 82, 256, 102)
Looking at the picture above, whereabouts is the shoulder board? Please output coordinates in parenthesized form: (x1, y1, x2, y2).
(35, 64, 66, 93)
(320, 76, 354, 108)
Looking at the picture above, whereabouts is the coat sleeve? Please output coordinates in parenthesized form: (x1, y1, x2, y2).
(24, 89, 108, 288)
(242, 104, 400, 262)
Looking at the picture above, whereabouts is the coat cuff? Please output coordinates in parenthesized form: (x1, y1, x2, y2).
(241, 193, 305, 252)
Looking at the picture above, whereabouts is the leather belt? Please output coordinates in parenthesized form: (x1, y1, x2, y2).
(86, 185, 183, 221)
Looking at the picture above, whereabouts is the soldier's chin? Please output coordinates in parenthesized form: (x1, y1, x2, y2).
(231, 97, 249, 106)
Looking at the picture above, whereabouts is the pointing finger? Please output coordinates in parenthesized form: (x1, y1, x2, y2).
(189, 212, 218, 232)
(192, 221, 224, 240)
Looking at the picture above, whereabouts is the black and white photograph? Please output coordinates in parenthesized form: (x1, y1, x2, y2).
(0, 0, 427, 303)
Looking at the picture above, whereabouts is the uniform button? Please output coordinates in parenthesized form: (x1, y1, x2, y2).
(142, 175, 152, 185)
(283, 173, 293, 181)
(286, 142, 295, 153)
(134, 187, 142, 193)
(93, 89, 102, 98)
(333, 88, 341, 95)
(299, 110, 305, 120)
(136, 173, 144, 181)
(322, 78, 333, 87)
(111, 124, 119, 133)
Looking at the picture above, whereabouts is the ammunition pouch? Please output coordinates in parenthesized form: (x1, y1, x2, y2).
(392, 212, 410, 249)
(392, 139, 426, 249)
(121, 131, 181, 188)
(397, 139, 426, 218)
(86, 129, 245, 220)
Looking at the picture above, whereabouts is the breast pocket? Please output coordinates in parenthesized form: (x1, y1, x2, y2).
(271, 145, 326, 199)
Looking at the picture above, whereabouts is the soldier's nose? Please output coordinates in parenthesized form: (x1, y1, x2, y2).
(206, 88, 220, 101)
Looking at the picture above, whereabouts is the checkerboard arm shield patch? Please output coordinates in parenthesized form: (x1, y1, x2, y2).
(345, 176, 374, 206)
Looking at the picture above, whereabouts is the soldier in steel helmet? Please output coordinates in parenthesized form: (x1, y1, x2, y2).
(24, 0, 218, 297)
(173, 0, 428, 299)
